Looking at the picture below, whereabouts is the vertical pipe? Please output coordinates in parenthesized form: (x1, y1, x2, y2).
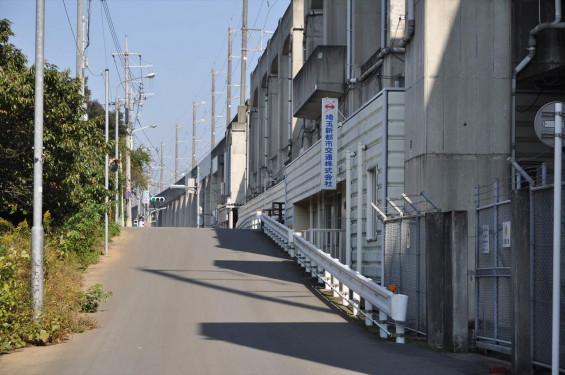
(115, 97, 119, 224)
(380, 0, 387, 49)
(31, 0, 45, 318)
(552, 102, 563, 375)
(542, 162, 548, 186)
(380, 90, 389, 286)
(346, 0, 352, 80)
(346, 150, 352, 267)
(104, 69, 109, 256)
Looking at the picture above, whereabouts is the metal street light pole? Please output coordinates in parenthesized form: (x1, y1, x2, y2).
(104, 69, 109, 256)
(31, 0, 45, 319)
(115, 97, 120, 224)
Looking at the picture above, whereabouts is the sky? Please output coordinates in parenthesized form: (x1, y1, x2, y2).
(1, 0, 290, 193)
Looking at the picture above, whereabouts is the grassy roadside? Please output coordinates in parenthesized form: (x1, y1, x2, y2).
(0, 207, 116, 353)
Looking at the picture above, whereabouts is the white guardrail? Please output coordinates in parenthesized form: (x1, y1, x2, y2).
(260, 214, 408, 344)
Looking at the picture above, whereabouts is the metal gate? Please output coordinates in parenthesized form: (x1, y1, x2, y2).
(474, 180, 512, 354)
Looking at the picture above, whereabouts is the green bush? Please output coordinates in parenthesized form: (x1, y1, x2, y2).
(0, 208, 116, 353)
(59, 204, 105, 266)
(80, 284, 112, 313)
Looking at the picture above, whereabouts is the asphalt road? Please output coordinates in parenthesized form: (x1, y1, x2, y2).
(0, 227, 497, 375)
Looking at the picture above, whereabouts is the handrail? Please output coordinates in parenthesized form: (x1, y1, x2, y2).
(260, 214, 408, 343)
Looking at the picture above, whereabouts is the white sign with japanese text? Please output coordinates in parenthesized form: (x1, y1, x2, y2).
(321, 98, 338, 190)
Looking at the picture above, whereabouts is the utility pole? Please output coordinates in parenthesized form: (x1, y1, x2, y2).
(112, 40, 143, 227)
(115, 97, 120, 224)
(124, 36, 133, 227)
(104, 69, 109, 256)
(175, 124, 179, 181)
(76, 0, 85, 97)
(212, 69, 217, 150)
(240, 0, 248, 108)
(196, 165, 200, 228)
(31, 0, 45, 319)
(192, 101, 197, 169)
(227, 27, 233, 126)
(160, 142, 164, 192)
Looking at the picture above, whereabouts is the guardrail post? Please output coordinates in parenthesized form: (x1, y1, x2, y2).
(317, 265, 324, 284)
(341, 283, 350, 307)
(395, 323, 406, 344)
(352, 289, 361, 316)
(379, 310, 388, 339)
(364, 301, 373, 326)
(288, 232, 296, 258)
(332, 275, 340, 298)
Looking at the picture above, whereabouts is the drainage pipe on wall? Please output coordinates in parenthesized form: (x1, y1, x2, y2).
(349, 0, 414, 84)
(511, 0, 564, 189)
(398, 0, 415, 47)
(347, 0, 352, 81)
(380, 90, 389, 287)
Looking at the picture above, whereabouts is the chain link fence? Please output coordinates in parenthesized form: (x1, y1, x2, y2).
(474, 180, 512, 354)
(531, 185, 565, 369)
(383, 216, 427, 335)
(376, 193, 439, 336)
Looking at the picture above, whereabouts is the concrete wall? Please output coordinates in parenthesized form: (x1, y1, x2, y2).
(403, 0, 512, 322)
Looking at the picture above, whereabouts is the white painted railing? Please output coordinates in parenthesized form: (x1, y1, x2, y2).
(261, 214, 408, 343)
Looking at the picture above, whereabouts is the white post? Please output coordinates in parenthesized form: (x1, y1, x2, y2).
(552, 102, 563, 375)
(343, 150, 352, 307)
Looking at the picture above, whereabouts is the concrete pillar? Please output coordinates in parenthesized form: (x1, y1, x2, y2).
(511, 190, 532, 374)
(426, 211, 468, 352)
(404, 0, 512, 326)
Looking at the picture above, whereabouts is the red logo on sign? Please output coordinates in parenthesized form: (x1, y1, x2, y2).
(324, 102, 335, 110)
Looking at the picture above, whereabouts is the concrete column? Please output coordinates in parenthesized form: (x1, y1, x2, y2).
(511, 190, 532, 374)
(426, 211, 468, 352)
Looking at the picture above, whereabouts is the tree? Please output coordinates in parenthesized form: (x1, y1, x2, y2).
(0, 19, 107, 225)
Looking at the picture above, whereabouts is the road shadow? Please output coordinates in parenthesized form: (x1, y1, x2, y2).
(139, 268, 330, 314)
(199, 322, 485, 375)
(212, 228, 287, 259)
(213, 259, 302, 284)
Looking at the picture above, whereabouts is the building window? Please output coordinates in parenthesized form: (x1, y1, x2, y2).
(366, 166, 379, 241)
